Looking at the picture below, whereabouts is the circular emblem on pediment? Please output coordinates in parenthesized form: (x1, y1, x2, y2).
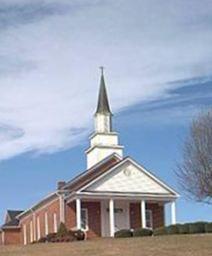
(124, 169, 132, 177)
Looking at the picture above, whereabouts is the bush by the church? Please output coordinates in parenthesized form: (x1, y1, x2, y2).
(70, 230, 85, 241)
(57, 222, 68, 237)
(115, 229, 133, 238)
(205, 222, 212, 233)
(188, 222, 207, 234)
(37, 223, 85, 243)
(166, 224, 181, 235)
(153, 226, 167, 236)
(178, 223, 190, 234)
(133, 228, 153, 237)
(46, 233, 57, 242)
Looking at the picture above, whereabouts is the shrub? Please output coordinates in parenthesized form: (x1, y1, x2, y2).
(38, 237, 47, 243)
(153, 227, 167, 236)
(57, 222, 68, 238)
(178, 223, 190, 234)
(70, 230, 85, 241)
(133, 228, 153, 237)
(46, 233, 57, 242)
(205, 222, 212, 233)
(166, 224, 181, 235)
(115, 229, 133, 238)
(189, 222, 207, 234)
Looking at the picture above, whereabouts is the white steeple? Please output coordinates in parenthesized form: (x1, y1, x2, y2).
(85, 68, 124, 169)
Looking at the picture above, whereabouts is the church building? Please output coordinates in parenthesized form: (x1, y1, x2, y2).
(0, 70, 179, 245)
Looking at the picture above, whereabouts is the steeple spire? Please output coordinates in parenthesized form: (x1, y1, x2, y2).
(96, 67, 112, 115)
(85, 68, 124, 169)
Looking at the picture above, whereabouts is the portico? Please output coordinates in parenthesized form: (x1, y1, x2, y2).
(68, 193, 177, 238)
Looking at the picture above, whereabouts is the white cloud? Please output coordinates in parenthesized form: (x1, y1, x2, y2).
(0, 0, 211, 160)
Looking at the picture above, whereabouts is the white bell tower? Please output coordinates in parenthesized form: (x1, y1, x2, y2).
(85, 68, 124, 169)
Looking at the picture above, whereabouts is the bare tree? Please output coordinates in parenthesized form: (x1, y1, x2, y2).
(176, 109, 212, 204)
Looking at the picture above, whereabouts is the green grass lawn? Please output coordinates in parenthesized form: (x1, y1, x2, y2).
(0, 234, 212, 256)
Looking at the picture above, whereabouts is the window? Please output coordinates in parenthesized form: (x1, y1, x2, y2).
(146, 210, 153, 229)
(81, 208, 88, 230)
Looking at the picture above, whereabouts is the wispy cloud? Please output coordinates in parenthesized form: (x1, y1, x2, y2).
(0, 0, 211, 160)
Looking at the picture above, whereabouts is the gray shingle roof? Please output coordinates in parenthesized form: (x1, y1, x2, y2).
(1, 210, 23, 229)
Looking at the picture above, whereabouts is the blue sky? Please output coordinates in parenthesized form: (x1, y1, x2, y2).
(0, 0, 212, 224)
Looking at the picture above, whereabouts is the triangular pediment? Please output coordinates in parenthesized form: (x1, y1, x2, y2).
(82, 158, 178, 195)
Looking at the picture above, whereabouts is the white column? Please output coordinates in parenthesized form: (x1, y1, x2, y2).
(109, 199, 115, 237)
(76, 198, 81, 230)
(171, 201, 176, 225)
(141, 200, 146, 228)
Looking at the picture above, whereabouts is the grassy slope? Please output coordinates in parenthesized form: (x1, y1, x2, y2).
(0, 235, 212, 256)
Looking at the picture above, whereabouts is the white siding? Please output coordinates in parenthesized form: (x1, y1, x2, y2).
(86, 162, 170, 194)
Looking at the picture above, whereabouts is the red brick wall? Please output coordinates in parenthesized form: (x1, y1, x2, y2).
(19, 197, 60, 244)
(1, 229, 21, 245)
(147, 203, 164, 229)
(66, 201, 101, 239)
(0, 231, 3, 246)
(82, 202, 101, 238)
(130, 202, 164, 229)
(130, 203, 141, 229)
(65, 202, 76, 230)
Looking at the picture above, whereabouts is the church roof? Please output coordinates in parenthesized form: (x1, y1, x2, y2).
(6, 210, 23, 222)
(1, 210, 23, 229)
(62, 153, 122, 191)
(17, 154, 122, 220)
(95, 69, 112, 115)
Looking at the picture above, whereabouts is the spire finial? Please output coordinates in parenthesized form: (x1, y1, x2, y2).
(99, 66, 104, 76)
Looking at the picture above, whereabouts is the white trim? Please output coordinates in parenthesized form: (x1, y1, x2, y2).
(78, 158, 179, 196)
(76, 198, 81, 230)
(18, 196, 59, 221)
(81, 208, 89, 231)
(171, 201, 176, 224)
(23, 224, 27, 245)
(67, 191, 178, 203)
(141, 200, 146, 228)
(53, 213, 57, 233)
(37, 217, 41, 240)
(16, 192, 58, 219)
(45, 212, 49, 236)
(109, 199, 115, 237)
(146, 209, 153, 229)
